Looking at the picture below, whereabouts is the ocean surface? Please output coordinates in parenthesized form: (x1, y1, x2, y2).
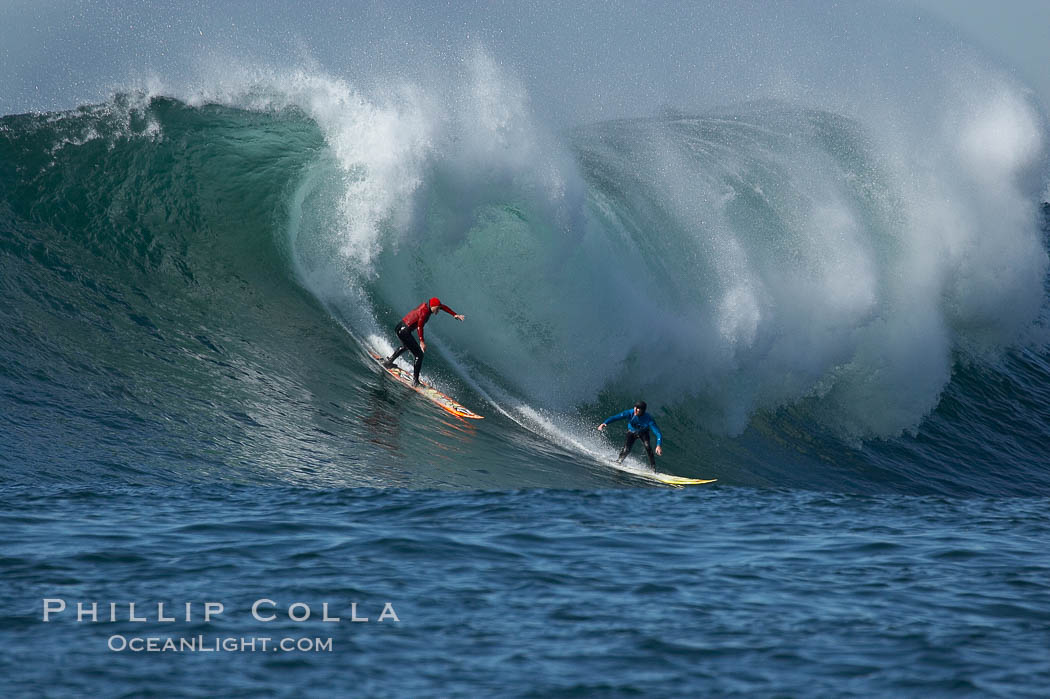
(4, 2, 1050, 696)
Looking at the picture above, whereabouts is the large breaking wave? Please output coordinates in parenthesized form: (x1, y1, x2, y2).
(3, 2, 1050, 494)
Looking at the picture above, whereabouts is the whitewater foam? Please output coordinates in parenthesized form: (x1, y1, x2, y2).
(81, 16, 1049, 446)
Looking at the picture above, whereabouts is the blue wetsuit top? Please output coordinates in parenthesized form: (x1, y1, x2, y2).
(602, 409, 662, 446)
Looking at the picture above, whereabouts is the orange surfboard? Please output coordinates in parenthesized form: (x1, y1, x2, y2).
(369, 351, 484, 420)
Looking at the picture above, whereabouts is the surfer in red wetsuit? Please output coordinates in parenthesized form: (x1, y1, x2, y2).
(382, 298, 465, 386)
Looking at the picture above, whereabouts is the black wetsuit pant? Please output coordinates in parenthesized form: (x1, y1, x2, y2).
(386, 322, 423, 384)
(619, 428, 656, 467)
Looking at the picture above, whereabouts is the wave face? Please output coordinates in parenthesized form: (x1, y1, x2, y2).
(3, 18, 1050, 496)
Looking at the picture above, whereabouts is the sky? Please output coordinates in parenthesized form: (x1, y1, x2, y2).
(0, 1, 1048, 120)
(902, 0, 1050, 113)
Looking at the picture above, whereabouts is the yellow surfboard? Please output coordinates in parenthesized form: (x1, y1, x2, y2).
(370, 351, 484, 420)
(605, 458, 716, 487)
(651, 474, 717, 487)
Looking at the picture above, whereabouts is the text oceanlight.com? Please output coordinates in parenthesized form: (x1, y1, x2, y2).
(107, 635, 333, 653)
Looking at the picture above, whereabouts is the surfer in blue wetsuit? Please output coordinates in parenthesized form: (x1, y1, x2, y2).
(598, 401, 663, 467)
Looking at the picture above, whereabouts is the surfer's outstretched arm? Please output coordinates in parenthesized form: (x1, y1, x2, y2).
(597, 409, 633, 430)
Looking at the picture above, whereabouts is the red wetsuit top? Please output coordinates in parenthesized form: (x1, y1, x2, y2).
(402, 301, 457, 343)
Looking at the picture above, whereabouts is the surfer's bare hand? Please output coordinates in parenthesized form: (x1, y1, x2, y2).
(655, 445, 663, 457)
(455, 314, 465, 321)
(597, 423, 606, 432)
(419, 341, 426, 353)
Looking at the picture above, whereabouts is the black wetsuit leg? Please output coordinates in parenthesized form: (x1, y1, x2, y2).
(638, 429, 655, 467)
(618, 429, 655, 466)
(387, 322, 423, 384)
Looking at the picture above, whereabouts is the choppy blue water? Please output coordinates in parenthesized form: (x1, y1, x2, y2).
(4, 485, 1050, 697)
(5, 2, 1050, 695)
